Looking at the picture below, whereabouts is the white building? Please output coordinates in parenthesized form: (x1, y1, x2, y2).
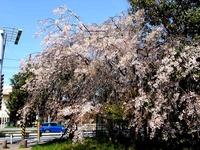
(0, 86, 12, 128)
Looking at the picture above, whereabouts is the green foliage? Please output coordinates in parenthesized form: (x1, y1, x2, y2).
(32, 138, 129, 150)
(128, 0, 200, 38)
(31, 137, 199, 150)
(104, 103, 128, 132)
(6, 73, 30, 126)
(103, 103, 130, 144)
(19, 144, 26, 149)
(105, 103, 124, 121)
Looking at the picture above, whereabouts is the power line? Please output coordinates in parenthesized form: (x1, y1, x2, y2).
(3, 66, 19, 69)
(4, 58, 21, 61)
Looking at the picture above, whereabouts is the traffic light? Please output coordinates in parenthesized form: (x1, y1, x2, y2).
(0, 74, 4, 109)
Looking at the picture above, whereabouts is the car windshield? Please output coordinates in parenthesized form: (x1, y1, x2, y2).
(42, 122, 58, 126)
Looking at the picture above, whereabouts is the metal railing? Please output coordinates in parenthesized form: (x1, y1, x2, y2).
(2, 132, 64, 144)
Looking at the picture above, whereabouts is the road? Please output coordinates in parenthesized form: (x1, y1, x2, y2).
(0, 135, 61, 144)
(0, 129, 64, 149)
(0, 136, 61, 150)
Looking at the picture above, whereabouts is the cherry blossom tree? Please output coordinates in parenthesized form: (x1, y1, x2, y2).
(20, 5, 199, 146)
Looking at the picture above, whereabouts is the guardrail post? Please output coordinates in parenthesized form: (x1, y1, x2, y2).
(37, 120, 40, 143)
(21, 121, 26, 139)
(2, 140, 7, 149)
(10, 133, 13, 144)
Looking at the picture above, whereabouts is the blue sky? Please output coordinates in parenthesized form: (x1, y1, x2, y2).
(0, 0, 130, 86)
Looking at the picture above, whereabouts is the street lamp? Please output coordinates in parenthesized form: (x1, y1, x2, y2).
(15, 29, 23, 45)
(0, 27, 22, 108)
(1, 27, 22, 45)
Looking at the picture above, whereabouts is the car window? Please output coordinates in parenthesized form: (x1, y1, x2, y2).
(42, 122, 58, 126)
(51, 123, 57, 126)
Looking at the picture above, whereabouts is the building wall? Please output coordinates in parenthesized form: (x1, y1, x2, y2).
(0, 86, 12, 128)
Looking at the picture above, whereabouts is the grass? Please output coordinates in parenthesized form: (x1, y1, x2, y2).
(32, 139, 72, 150)
(31, 138, 133, 150)
(30, 137, 199, 150)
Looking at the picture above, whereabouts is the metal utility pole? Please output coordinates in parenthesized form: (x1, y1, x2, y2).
(0, 27, 22, 74)
(0, 27, 22, 116)
(0, 29, 6, 110)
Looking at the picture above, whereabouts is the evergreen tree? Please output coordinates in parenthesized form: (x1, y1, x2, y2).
(6, 73, 29, 126)
(128, 0, 200, 38)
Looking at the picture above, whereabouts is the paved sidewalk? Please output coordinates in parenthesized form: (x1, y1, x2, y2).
(1, 146, 31, 150)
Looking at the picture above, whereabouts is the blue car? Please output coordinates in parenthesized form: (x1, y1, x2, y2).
(40, 122, 66, 133)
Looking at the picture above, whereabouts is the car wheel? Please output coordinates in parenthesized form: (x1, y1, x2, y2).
(45, 129, 50, 133)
